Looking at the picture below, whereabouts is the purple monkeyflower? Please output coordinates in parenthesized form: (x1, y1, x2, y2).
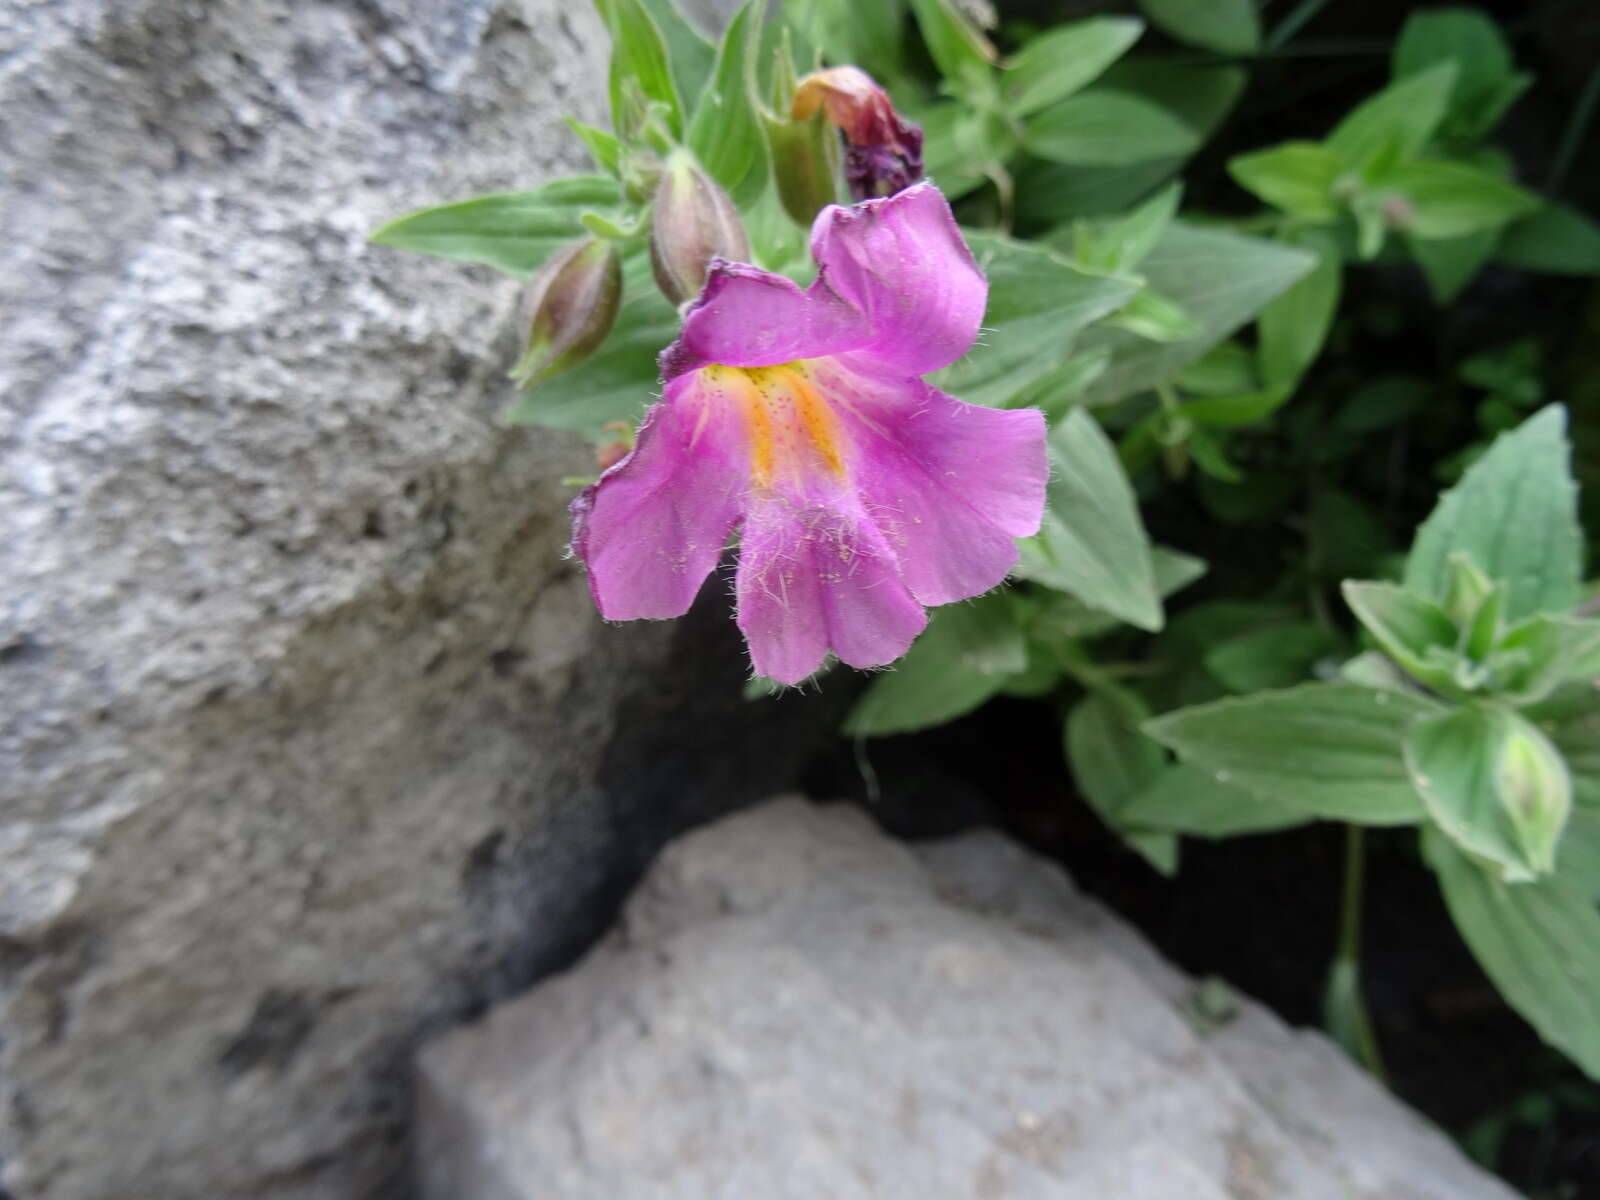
(570, 182, 1048, 684)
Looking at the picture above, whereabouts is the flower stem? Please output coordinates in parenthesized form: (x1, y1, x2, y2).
(1325, 824, 1387, 1079)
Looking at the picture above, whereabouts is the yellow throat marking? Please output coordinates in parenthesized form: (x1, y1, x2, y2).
(704, 361, 846, 488)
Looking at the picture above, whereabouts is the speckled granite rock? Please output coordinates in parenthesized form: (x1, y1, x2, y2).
(415, 799, 1520, 1200)
(0, 1, 782, 1198)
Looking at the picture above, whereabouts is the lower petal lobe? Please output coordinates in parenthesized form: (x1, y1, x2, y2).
(736, 494, 926, 684)
(820, 358, 1047, 606)
(571, 381, 747, 621)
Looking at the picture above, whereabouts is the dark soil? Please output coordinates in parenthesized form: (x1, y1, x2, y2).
(807, 695, 1600, 1199)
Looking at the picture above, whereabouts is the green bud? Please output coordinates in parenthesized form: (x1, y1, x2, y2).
(649, 150, 751, 307)
(760, 33, 841, 227)
(510, 236, 622, 389)
(1494, 712, 1572, 877)
(1441, 551, 1493, 631)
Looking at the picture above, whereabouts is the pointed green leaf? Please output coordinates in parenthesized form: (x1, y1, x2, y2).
(1121, 763, 1311, 837)
(1138, 0, 1258, 55)
(1426, 829, 1600, 1081)
(1066, 687, 1178, 874)
(845, 591, 1026, 736)
(1257, 228, 1341, 391)
(1404, 406, 1583, 622)
(1144, 682, 1441, 825)
(371, 176, 619, 277)
(935, 233, 1139, 408)
(1015, 410, 1162, 630)
(1393, 8, 1527, 139)
(1204, 622, 1341, 694)
(595, 0, 686, 137)
(1024, 90, 1202, 166)
(1228, 141, 1346, 220)
(1496, 204, 1600, 276)
(1406, 227, 1499, 303)
(1327, 62, 1458, 173)
(907, 0, 996, 90)
(687, 2, 768, 207)
(1003, 17, 1145, 117)
(1342, 580, 1461, 688)
(1078, 223, 1315, 405)
(1385, 160, 1539, 239)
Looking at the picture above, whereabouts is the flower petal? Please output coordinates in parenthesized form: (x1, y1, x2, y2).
(570, 376, 748, 620)
(820, 358, 1047, 606)
(809, 181, 985, 375)
(736, 496, 927, 684)
(661, 260, 867, 381)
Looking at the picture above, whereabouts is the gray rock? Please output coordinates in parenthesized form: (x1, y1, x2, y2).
(417, 799, 1519, 1200)
(0, 2, 806, 1198)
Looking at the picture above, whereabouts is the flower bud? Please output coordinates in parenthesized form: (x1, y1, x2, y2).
(761, 34, 842, 227)
(511, 236, 622, 388)
(649, 150, 751, 307)
(1494, 713, 1571, 877)
(793, 66, 925, 200)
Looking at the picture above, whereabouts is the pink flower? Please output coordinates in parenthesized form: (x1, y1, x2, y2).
(570, 182, 1048, 684)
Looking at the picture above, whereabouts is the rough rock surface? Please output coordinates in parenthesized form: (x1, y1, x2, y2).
(417, 799, 1520, 1200)
(0, 2, 784, 1198)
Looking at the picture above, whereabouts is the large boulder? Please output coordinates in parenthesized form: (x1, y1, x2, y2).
(0, 2, 790, 1198)
(416, 799, 1519, 1200)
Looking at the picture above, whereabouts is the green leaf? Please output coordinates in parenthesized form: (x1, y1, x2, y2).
(1177, 341, 1257, 396)
(1138, 0, 1258, 55)
(1024, 90, 1202, 166)
(595, 0, 685, 137)
(1393, 8, 1528, 140)
(687, 2, 768, 208)
(1550, 708, 1600, 808)
(1404, 406, 1583, 622)
(1204, 623, 1341, 694)
(1426, 829, 1600, 1080)
(1257, 228, 1342, 392)
(934, 233, 1139, 408)
(1003, 17, 1145, 117)
(370, 176, 619, 277)
(1384, 160, 1539, 239)
(1227, 141, 1347, 221)
(1144, 682, 1440, 825)
(1405, 705, 1571, 881)
(1029, 546, 1206, 641)
(1003, 349, 1113, 419)
(1067, 687, 1165, 818)
(845, 591, 1027, 736)
(1406, 227, 1499, 304)
(503, 249, 679, 432)
(1492, 615, 1600, 704)
(1066, 687, 1178, 874)
(1078, 223, 1315, 405)
(1328, 62, 1457, 174)
(1063, 182, 1184, 275)
(782, 0, 906, 83)
(1015, 410, 1163, 630)
(1341, 581, 1461, 689)
(1108, 288, 1199, 342)
(1556, 807, 1600, 901)
(637, 0, 716, 113)
(565, 119, 623, 176)
(1496, 204, 1600, 276)
(1122, 764, 1312, 837)
(906, 0, 996, 90)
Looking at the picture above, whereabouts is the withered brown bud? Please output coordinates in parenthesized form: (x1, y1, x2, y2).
(511, 236, 622, 388)
(792, 66, 924, 200)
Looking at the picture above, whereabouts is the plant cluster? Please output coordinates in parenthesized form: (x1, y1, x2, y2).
(371, 0, 1600, 1139)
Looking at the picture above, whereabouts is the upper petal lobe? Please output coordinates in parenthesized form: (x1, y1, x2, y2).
(808, 181, 986, 375)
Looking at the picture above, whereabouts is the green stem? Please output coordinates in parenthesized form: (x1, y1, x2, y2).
(1332, 825, 1388, 1079)
(1264, 0, 1334, 51)
(1548, 62, 1600, 196)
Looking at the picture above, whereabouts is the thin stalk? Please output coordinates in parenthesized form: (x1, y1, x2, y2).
(1547, 62, 1600, 196)
(1264, 0, 1334, 51)
(1328, 825, 1388, 1079)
